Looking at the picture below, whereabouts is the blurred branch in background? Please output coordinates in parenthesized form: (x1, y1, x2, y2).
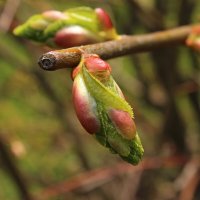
(0, 0, 21, 32)
(38, 155, 190, 199)
(126, 0, 164, 31)
(175, 159, 200, 200)
(0, 134, 34, 200)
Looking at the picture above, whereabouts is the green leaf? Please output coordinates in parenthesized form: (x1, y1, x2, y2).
(82, 65, 133, 117)
(66, 7, 99, 32)
(13, 15, 48, 42)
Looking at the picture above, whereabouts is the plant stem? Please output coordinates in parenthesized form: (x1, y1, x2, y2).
(38, 24, 198, 71)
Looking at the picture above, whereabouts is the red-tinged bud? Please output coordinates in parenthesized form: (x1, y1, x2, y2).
(54, 26, 100, 48)
(72, 75, 100, 134)
(186, 26, 200, 51)
(84, 55, 112, 82)
(192, 26, 200, 34)
(42, 10, 67, 21)
(108, 109, 136, 139)
(95, 8, 113, 30)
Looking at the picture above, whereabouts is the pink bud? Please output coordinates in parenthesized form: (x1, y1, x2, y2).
(108, 109, 136, 139)
(42, 10, 67, 21)
(72, 75, 100, 134)
(95, 8, 113, 30)
(192, 26, 200, 34)
(54, 26, 99, 48)
(186, 26, 200, 51)
(84, 55, 112, 82)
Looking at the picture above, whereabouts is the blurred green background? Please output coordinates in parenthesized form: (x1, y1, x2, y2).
(0, 0, 200, 200)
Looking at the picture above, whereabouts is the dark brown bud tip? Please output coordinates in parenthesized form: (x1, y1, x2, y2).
(38, 53, 56, 71)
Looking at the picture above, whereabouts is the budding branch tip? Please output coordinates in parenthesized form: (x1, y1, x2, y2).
(38, 53, 57, 71)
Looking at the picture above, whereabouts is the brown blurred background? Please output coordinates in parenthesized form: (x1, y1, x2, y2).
(0, 0, 200, 199)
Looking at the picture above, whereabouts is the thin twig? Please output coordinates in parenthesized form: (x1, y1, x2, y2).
(0, 134, 34, 200)
(38, 24, 198, 71)
(119, 171, 143, 200)
(0, 0, 21, 32)
(174, 159, 200, 200)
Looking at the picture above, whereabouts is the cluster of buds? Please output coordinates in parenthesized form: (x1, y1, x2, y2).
(13, 7, 144, 164)
(186, 26, 200, 52)
(72, 54, 144, 164)
(13, 7, 118, 48)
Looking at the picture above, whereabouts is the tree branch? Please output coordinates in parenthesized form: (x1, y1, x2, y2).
(38, 24, 198, 71)
(0, 0, 21, 32)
